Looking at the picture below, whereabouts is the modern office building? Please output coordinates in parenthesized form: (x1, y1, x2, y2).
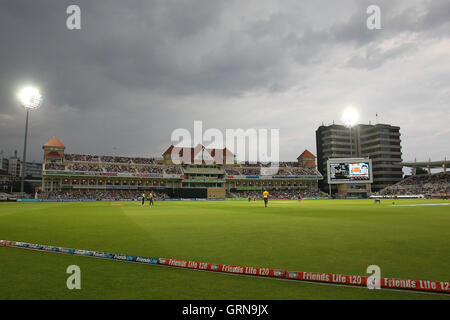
(0, 151, 9, 172)
(3, 150, 42, 179)
(23, 161, 43, 179)
(7, 151, 21, 177)
(316, 123, 403, 192)
(0, 150, 42, 193)
(0, 169, 11, 192)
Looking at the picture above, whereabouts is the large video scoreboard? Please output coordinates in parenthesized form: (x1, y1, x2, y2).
(326, 158, 373, 184)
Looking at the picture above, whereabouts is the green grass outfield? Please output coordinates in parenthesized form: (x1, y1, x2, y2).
(0, 198, 449, 300)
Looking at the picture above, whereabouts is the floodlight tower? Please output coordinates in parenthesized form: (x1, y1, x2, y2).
(18, 86, 42, 196)
(342, 108, 359, 157)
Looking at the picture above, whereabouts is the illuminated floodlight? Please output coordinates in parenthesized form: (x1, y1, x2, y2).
(18, 86, 42, 109)
(17, 85, 43, 196)
(342, 108, 359, 128)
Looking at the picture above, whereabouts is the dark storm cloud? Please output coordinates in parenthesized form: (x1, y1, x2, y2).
(0, 0, 448, 164)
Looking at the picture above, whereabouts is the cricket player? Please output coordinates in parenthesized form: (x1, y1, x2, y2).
(263, 190, 269, 207)
(149, 192, 154, 206)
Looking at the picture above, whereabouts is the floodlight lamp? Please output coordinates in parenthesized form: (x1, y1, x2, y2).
(18, 86, 42, 110)
(342, 108, 359, 128)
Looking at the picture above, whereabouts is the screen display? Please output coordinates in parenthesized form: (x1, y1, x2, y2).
(327, 160, 371, 183)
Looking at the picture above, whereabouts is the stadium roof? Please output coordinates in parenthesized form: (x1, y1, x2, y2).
(297, 149, 315, 160)
(43, 137, 65, 148)
(163, 144, 234, 163)
(400, 160, 449, 169)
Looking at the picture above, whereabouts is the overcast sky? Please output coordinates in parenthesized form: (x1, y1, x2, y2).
(0, 0, 449, 164)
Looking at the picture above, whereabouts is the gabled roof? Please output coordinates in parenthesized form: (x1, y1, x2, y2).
(163, 144, 235, 164)
(163, 145, 174, 156)
(43, 137, 65, 148)
(297, 149, 315, 160)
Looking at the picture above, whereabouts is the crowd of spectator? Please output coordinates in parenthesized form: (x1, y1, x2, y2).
(53, 163, 169, 174)
(64, 154, 99, 162)
(47, 161, 321, 177)
(230, 190, 327, 200)
(289, 168, 319, 176)
(56, 154, 322, 178)
(240, 168, 262, 175)
(136, 166, 164, 174)
(51, 154, 319, 180)
(131, 157, 157, 164)
(39, 190, 169, 200)
(271, 168, 291, 176)
(45, 163, 65, 170)
(64, 153, 157, 164)
(225, 166, 320, 176)
(165, 166, 182, 174)
(104, 165, 136, 173)
(101, 155, 155, 164)
(225, 168, 241, 175)
(68, 163, 103, 172)
(37, 189, 329, 200)
(238, 161, 302, 168)
(378, 172, 450, 196)
(239, 162, 271, 167)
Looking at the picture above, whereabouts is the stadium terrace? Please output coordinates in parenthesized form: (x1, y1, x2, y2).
(376, 172, 449, 198)
(40, 137, 324, 200)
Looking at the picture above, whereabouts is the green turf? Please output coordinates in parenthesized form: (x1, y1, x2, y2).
(0, 199, 449, 299)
